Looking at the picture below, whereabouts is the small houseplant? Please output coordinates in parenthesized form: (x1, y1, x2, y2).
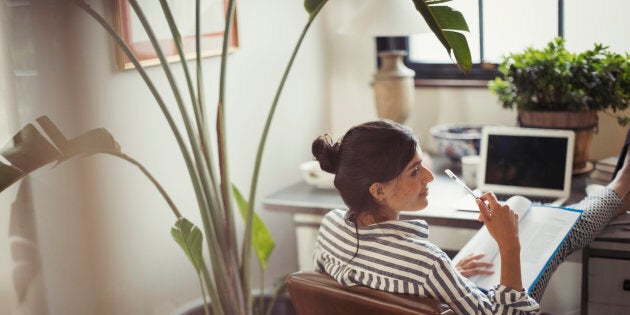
(0, 1, 471, 314)
(488, 37, 630, 171)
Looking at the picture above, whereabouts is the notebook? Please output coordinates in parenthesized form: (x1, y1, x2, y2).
(452, 195, 582, 293)
(476, 126, 575, 206)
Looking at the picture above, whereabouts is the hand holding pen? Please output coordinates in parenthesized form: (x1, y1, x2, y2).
(444, 169, 492, 216)
(445, 169, 520, 244)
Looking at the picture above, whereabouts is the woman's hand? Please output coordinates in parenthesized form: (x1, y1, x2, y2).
(476, 192, 520, 251)
(475, 192, 523, 290)
(455, 252, 494, 278)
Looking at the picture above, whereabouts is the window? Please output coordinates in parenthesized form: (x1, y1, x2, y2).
(392, 0, 630, 84)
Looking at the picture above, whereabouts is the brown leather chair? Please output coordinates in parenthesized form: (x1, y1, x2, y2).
(286, 271, 455, 315)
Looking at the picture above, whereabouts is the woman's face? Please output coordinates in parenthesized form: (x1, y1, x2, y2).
(381, 148, 434, 213)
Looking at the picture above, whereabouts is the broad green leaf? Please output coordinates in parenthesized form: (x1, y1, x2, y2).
(36, 116, 69, 152)
(444, 32, 471, 72)
(0, 162, 23, 193)
(37, 115, 121, 162)
(232, 185, 275, 270)
(0, 116, 124, 193)
(429, 6, 469, 31)
(1, 124, 61, 173)
(63, 128, 121, 157)
(171, 217, 205, 272)
(412, 0, 472, 72)
(304, 0, 327, 17)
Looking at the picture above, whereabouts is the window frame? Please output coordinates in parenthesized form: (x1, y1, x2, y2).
(385, 0, 565, 85)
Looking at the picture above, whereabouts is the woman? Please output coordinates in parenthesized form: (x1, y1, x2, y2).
(311, 120, 629, 314)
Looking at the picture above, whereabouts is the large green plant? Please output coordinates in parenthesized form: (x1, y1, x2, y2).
(0, 1, 471, 314)
(488, 37, 630, 126)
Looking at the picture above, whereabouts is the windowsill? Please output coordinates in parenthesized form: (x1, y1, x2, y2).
(414, 79, 490, 88)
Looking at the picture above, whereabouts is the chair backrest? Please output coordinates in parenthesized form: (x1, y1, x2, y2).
(286, 271, 455, 315)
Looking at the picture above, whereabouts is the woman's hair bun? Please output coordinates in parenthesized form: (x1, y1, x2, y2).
(311, 134, 340, 174)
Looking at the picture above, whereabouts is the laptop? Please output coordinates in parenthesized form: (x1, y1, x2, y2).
(476, 126, 575, 206)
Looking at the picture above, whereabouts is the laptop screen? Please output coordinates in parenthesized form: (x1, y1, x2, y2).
(485, 135, 568, 190)
(478, 126, 575, 200)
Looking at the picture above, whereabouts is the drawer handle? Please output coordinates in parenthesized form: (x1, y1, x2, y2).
(624, 280, 630, 291)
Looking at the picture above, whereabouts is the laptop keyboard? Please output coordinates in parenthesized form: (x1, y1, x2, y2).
(494, 193, 558, 205)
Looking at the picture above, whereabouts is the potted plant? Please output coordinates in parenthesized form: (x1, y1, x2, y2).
(1, 1, 471, 314)
(488, 37, 630, 172)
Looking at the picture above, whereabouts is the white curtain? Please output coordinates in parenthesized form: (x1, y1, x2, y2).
(0, 2, 49, 314)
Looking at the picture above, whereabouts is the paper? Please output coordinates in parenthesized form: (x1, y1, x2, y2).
(452, 196, 581, 293)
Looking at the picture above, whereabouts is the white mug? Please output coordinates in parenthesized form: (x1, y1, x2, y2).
(461, 155, 481, 189)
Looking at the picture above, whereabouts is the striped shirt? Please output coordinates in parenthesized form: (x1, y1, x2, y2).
(314, 209, 540, 314)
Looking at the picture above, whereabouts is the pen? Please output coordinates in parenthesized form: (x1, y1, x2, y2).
(445, 169, 493, 215)
(445, 169, 492, 214)
(444, 169, 480, 199)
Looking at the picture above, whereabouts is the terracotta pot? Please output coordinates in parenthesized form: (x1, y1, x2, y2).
(517, 110, 598, 172)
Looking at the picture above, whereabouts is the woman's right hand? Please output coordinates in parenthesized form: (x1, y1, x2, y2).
(476, 192, 524, 290)
(475, 192, 520, 251)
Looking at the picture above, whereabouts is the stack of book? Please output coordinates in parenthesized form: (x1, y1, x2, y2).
(590, 156, 618, 181)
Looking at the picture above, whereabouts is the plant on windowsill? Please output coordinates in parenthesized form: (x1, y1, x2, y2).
(0, 1, 471, 315)
(488, 37, 630, 172)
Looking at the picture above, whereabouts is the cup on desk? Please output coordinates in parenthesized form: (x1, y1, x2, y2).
(461, 155, 480, 189)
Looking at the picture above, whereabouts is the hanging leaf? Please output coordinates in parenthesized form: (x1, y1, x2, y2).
(62, 128, 121, 158)
(0, 116, 124, 193)
(304, 0, 327, 17)
(36, 116, 121, 161)
(412, 0, 472, 72)
(1, 123, 61, 174)
(35, 116, 70, 152)
(171, 217, 205, 273)
(232, 185, 275, 270)
(0, 162, 23, 193)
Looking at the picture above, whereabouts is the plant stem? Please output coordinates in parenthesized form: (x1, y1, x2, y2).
(125, 1, 227, 243)
(198, 272, 211, 315)
(157, 1, 222, 210)
(217, 0, 240, 264)
(106, 150, 222, 314)
(157, 4, 229, 289)
(216, 1, 246, 313)
(109, 152, 181, 218)
(126, 1, 241, 313)
(196, 0, 206, 125)
(71, 1, 232, 314)
(241, 0, 329, 305)
(264, 280, 286, 315)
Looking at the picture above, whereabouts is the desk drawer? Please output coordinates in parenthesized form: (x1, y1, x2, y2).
(588, 257, 630, 307)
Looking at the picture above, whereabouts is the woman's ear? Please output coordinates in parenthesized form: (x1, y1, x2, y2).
(369, 183, 385, 201)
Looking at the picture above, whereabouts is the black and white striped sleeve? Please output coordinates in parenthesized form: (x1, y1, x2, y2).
(426, 251, 539, 314)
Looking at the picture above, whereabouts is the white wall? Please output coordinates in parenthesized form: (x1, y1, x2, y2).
(1, 0, 327, 314)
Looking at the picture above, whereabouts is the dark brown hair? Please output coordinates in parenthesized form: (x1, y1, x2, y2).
(312, 120, 418, 220)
